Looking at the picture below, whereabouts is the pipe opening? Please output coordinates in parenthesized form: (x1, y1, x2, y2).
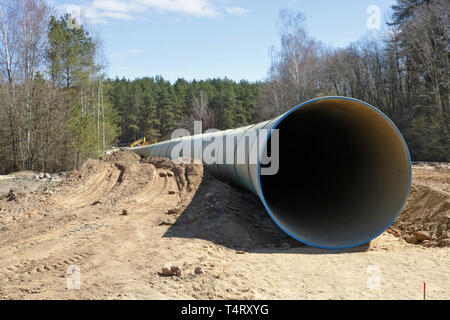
(260, 98, 411, 248)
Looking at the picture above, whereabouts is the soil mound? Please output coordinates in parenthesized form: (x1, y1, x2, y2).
(0, 149, 203, 223)
(389, 164, 450, 247)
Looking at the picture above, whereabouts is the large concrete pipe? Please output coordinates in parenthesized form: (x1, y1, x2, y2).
(132, 97, 411, 249)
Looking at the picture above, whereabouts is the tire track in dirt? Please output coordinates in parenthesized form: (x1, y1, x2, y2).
(0, 151, 448, 299)
(0, 149, 204, 299)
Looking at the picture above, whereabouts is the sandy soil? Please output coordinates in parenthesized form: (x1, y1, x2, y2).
(389, 163, 450, 247)
(0, 150, 448, 300)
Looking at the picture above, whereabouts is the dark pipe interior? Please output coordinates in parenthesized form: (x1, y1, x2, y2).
(260, 99, 411, 248)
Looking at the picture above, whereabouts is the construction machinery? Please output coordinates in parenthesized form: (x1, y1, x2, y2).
(130, 137, 158, 148)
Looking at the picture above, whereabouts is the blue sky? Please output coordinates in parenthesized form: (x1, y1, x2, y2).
(52, 0, 396, 82)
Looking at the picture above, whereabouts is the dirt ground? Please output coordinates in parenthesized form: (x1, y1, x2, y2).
(0, 150, 448, 300)
(0, 171, 64, 196)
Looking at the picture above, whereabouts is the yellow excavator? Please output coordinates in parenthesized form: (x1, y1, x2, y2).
(130, 137, 157, 148)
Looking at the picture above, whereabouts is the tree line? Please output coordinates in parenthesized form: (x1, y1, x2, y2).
(106, 77, 260, 145)
(0, 0, 448, 175)
(259, 0, 449, 161)
(107, 0, 448, 162)
(0, 0, 118, 174)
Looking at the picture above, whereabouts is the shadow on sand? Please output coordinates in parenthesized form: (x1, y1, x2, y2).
(163, 172, 370, 255)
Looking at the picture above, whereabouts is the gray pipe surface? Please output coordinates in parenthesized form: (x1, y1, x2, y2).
(131, 96, 412, 249)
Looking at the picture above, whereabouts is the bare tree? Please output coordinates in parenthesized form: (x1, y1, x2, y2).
(260, 3, 448, 161)
(0, 0, 20, 170)
(19, 0, 51, 168)
(260, 10, 323, 116)
(402, 1, 449, 136)
(193, 90, 213, 130)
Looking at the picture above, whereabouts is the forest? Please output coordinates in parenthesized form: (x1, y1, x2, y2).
(0, 0, 448, 175)
(106, 77, 260, 145)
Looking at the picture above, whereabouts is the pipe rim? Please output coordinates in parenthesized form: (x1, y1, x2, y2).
(257, 96, 412, 249)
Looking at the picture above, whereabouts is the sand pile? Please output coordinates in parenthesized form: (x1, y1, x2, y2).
(0, 149, 204, 223)
(389, 164, 450, 247)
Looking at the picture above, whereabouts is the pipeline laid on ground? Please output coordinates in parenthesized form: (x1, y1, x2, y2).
(131, 96, 411, 249)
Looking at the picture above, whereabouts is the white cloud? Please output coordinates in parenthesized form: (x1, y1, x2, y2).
(226, 6, 248, 16)
(62, 0, 248, 23)
(63, 4, 104, 22)
(137, 0, 219, 17)
(100, 11, 133, 20)
(110, 48, 144, 59)
(127, 48, 144, 54)
(93, 0, 145, 13)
